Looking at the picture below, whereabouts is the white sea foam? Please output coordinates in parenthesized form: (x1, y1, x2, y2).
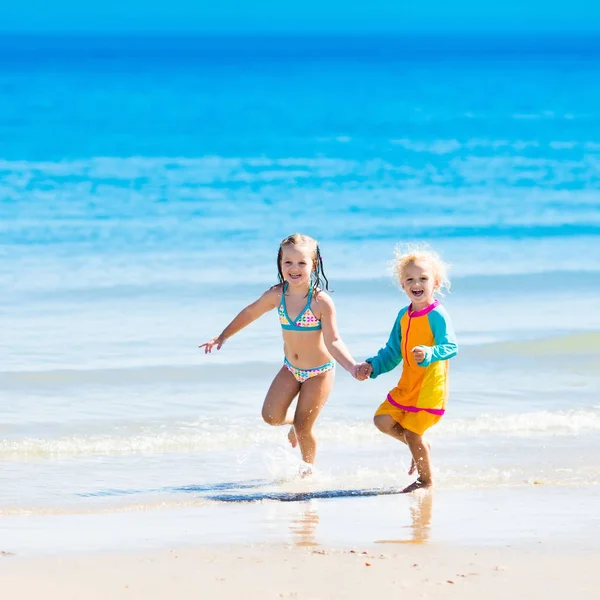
(2, 409, 598, 459)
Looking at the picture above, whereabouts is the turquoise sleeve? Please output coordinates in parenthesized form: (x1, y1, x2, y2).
(365, 309, 405, 378)
(417, 307, 458, 367)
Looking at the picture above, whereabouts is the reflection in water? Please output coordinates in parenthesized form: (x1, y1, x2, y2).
(289, 500, 320, 547)
(375, 491, 434, 545)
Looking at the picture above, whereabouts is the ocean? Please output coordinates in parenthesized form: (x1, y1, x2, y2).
(1, 33, 599, 555)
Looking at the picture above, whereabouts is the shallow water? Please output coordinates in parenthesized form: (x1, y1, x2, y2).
(1, 33, 599, 553)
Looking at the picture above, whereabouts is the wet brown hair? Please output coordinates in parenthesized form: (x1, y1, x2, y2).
(277, 233, 331, 296)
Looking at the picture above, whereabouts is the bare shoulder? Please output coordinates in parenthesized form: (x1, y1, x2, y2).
(261, 283, 284, 307)
(312, 289, 335, 315)
(267, 282, 285, 295)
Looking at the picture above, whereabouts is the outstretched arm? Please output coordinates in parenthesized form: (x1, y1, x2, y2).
(319, 294, 357, 374)
(199, 286, 280, 353)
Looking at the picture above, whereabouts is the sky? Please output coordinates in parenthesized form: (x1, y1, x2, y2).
(1, 0, 598, 33)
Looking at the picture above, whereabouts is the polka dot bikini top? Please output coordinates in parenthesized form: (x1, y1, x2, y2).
(278, 282, 322, 331)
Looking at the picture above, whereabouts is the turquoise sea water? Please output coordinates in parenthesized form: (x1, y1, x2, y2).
(1, 34, 599, 555)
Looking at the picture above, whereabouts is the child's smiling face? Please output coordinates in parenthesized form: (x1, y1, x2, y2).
(280, 244, 314, 288)
(400, 259, 439, 309)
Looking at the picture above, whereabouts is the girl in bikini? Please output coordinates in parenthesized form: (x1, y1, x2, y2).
(199, 233, 357, 470)
(355, 245, 458, 493)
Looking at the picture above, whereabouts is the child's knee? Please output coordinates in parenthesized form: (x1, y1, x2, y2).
(262, 407, 283, 426)
(373, 414, 393, 433)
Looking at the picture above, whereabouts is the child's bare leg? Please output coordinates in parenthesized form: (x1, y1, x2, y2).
(373, 414, 408, 444)
(374, 415, 433, 491)
(287, 425, 298, 448)
(409, 439, 432, 475)
(374, 416, 434, 479)
(292, 370, 334, 465)
(261, 367, 301, 430)
(403, 430, 433, 493)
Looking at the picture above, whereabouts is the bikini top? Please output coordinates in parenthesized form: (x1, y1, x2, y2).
(278, 282, 322, 331)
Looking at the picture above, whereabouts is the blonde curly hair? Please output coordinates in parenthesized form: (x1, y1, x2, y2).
(391, 243, 451, 296)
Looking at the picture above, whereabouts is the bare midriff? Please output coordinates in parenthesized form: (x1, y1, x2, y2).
(282, 330, 332, 368)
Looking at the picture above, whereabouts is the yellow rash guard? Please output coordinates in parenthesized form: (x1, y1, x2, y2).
(366, 299, 458, 434)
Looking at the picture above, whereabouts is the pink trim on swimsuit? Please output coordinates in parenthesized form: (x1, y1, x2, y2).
(408, 298, 440, 318)
(386, 394, 445, 416)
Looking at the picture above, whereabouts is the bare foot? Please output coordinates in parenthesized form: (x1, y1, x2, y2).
(401, 479, 432, 494)
(288, 426, 298, 448)
(408, 439, 432, 475)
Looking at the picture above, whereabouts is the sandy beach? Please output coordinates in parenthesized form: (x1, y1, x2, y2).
(2, 484, 599, 599)
(2, 540, 599, 600)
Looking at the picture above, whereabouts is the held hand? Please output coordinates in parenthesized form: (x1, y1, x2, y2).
(353, 362, 372, 381)
(411, 346, 426, 363)
(198, 335, 227, 354)
(360, 362, 373, 380)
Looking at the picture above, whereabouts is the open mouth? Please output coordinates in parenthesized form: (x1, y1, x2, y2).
(289, 274, 302, 280)
(411, 289, 424, 297)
